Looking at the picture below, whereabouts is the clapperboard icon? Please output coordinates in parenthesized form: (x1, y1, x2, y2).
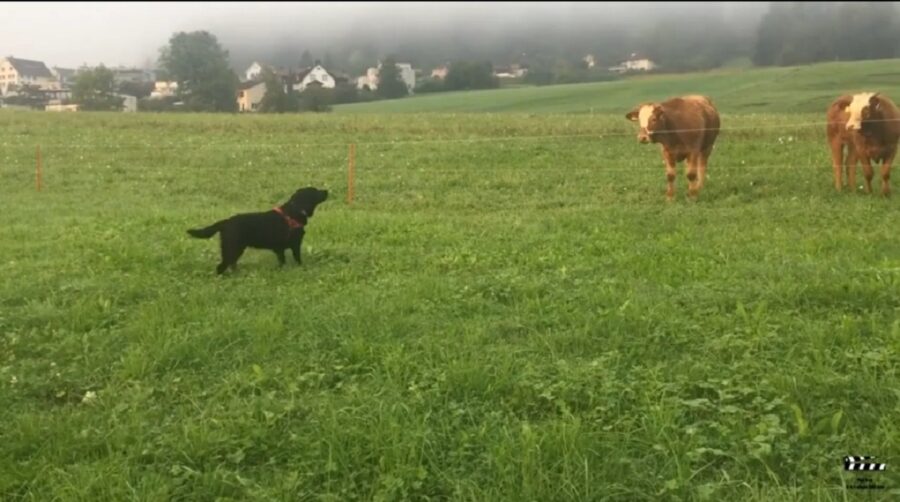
(844, 456, 887, 471)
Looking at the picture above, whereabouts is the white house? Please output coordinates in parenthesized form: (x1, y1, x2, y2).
(237, 80, 267, 112)
(609, 54, 658, 73)
(244, 61, 267, 82)
(493, 64, 528, 79)
(116, 94, 138, 112)
(356, 62, 416, 94)
(150, 81, 178, 99)
(431, 65, 449, 80)
(0, 56, 61, 95)
(583, 54, 596, 69)
(111, 67, 154, 85)
(293, 64, 336, 92)
(51, 67, 77, 87)
(43, 88, 72, 102)
(356, 67, 379, 91)
(45, 103, 79, 112)
(396, 63, 415, 93)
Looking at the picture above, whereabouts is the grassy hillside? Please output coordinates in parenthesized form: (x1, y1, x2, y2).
(335, 58, 900, 114)
(1, 110, 898, 500)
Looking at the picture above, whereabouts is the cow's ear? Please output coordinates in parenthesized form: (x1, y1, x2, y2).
(625, 107, 640, 121)
(870, 93, 881, 110)
(836, 95, 852, 112)
(652, 105, 664, 117)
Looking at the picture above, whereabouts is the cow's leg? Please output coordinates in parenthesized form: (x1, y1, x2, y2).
(861, 156, 875, 194)
(663, 150, 677, 201)
(686, 153, 700, 199)
(698, 148, 712, 190)
(881, 151, 895, 197)
(846, 145, 857, 193)
(830, 138, 845, 191)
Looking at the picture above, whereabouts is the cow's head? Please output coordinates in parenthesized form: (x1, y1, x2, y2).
(626, 104, 664, 144)
(845, 92, 881, 131)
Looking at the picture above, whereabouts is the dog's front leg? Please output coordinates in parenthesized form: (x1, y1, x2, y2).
(290, 234, 303, 265)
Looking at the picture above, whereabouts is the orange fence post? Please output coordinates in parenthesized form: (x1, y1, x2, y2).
(36, 145, 42, 192)
(348, 143, 356, 205)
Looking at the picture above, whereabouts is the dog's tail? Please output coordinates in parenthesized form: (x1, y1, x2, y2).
(187, 221, 224, 239)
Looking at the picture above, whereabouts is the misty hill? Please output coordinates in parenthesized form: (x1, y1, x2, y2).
(215, 2, 900, 80)
(332, 58, 900, 114)
(220, 3, 766, 76)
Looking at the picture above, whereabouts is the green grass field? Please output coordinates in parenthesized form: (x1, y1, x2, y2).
(336, 58, 900, 114)
(2, 59, 899, 500)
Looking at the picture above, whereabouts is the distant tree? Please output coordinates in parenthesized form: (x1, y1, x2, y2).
(72, 66, 124, 111)
(299, 50, 315, 69)
(3, 84, 47, 109)
(754, 1, 899, 67)
(258, 68, 297, 113)
(117, 80, 154, 99)
(523, 67, 554, 86)
(414, 77, 445, 94)
(356, 87, 378, 103)
(332, 82, 360, 104)
(548, 58, 582, 84)
(375, 57, 409, 99)
(323, 51, 337, 71)
(158, 30, 238, 112)
(753, 4, 786, 66)
(444, 60, 498, 91)
(298, 84, 333, 112)
(347, 48, 374, 76)
(836, 2, 897, 61)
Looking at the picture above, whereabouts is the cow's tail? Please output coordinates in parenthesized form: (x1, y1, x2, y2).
(187, 220, 225, 239)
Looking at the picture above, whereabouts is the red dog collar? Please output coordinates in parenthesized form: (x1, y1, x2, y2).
(273, 206, 304, 229)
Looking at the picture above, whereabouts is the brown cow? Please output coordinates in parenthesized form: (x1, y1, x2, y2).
(827, 92, 900, 196)
(626, 95, 721, 200)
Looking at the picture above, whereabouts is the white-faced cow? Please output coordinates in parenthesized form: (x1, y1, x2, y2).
(827, 92, 900, 196)
(626, 95, 721, 201)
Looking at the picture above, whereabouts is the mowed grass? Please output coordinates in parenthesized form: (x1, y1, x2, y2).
(335, 58, 900, 115)
(1, 109, 899, 501)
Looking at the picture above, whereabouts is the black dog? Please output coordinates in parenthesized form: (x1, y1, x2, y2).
(187, 187, 329, 275)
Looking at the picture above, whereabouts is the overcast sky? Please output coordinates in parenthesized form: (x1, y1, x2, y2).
(4, 2, 769, 69)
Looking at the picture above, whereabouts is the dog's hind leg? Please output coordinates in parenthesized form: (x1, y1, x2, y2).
(274, 249, 286, 267)
(218, 247, 245, 274)
(217, 235, 246, 275)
